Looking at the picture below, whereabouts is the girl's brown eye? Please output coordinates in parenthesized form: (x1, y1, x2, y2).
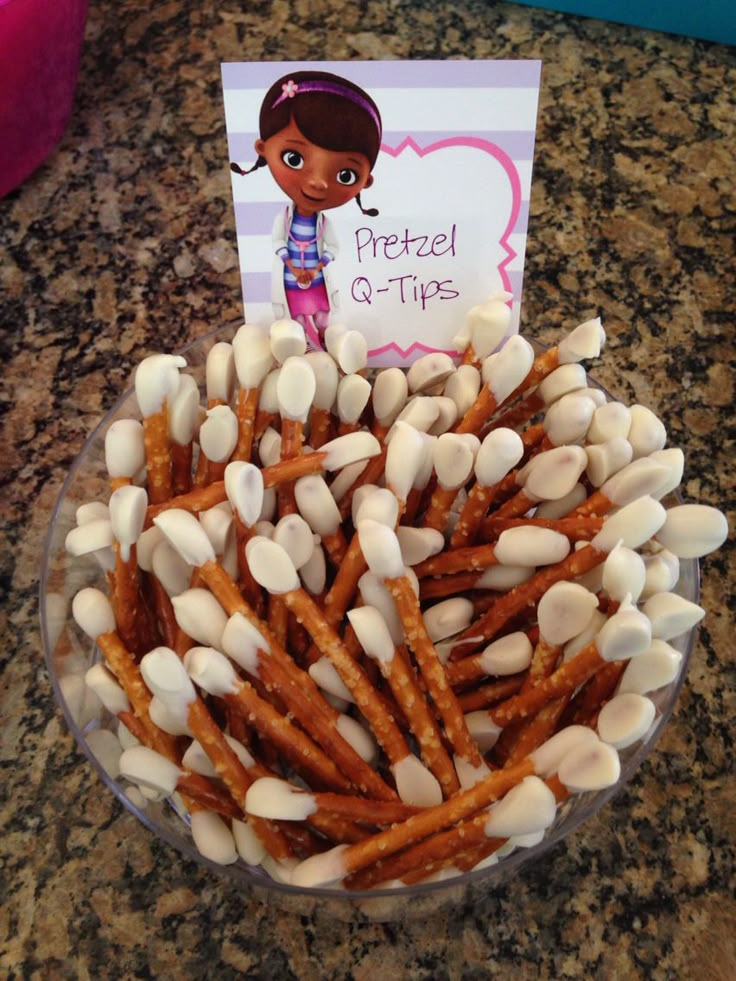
(336, 168, 358, 186)
(281, 150, 304, 170)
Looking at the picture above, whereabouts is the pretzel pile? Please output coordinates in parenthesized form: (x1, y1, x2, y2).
(64, 302, 728, 890)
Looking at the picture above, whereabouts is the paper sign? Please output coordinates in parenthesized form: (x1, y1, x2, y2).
(222, 60, 541, 366)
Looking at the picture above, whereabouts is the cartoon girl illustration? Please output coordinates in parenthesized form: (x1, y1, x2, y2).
(231, 70, 381, 349)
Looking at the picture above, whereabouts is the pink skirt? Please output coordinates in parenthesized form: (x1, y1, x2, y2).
(285, 281, 330, 318)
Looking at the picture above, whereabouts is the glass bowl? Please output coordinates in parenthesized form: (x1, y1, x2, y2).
(39, 325, 699, 922)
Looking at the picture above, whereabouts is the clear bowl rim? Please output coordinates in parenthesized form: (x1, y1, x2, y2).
(38, 322, 701, 905)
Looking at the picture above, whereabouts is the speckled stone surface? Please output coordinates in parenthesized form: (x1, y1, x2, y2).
(1, 1, 734, 978)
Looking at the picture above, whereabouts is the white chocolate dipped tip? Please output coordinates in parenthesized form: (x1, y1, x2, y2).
(336, 714, 379, 765)
(304, 350, 339, 410)
(522, 445, 588, 502)
(119, 746, 182, 796)
(153, 509, 216, 567)
(291, 844, 349, 888)
(258, 425, 282, 468)
(475, 564, 535, 590)
(245, 536, 300, 594)
(641, 549, 680, 599)
(486, 335, 535, 404)
(454, 755, 491, 791)
(205, 341, 235, 403)
(181, 740, 218, 777)
(245, 777, 318, 821)
(536, 363, 587, 406)
(358, 571, 404, 645)
(357, 519, 405, 580)
(300, 542, 327, 596)
(190, 811, 239, 865)
(294, 475, 342, 538)
(587, 401, 632, 444)
(85, 663, 130, 715)
(601, 542, 646, 604)
(392, 755, 443, 807)
(393, 395, 441, 434)
(427, 396, 458, 436)
(353, 486, 400, 529)
(595, 597, 652, 662)
(372, 367, 408, 427)
(105, 419, 145, 479)
(647, 448, 684, 499)
(199, 503, 233, 557)
(627, 404, 667, 459)
(557, 317, 605, 364)
(461, 293, 512, 358)
(347, 606, 396, 665)
(535, 483, 588, 520)
(272, 513, 316, 570)
(73, 588, 116, 638)
(411, 432, 436, 491)
(537, 581, 599, 646)
(586, 437, 633, 488)
(558, 740, 620, 792)
(149, 695, 192, 737)
(309, 657, 354, 703)
(108, 484, 148, 559)
(328, 459, 367, 504)
(655, 504, 728, 559)
(543, 393, 597, 446)
(484, 776, 557, 839)
(270, 318, 307, 364)
(199, 404, 238, 463)
(140, 647, 197, 712)
(600, 457, 672, 507)
(433, 433, 476, 490)
(591, 496, 666, 553)
(597, 692, 656, 749)
(221, 612, 270, 676)
(331, 327, 368, 375)
(258, 368, 281, 415)
(232, 818, 268, 866)
(337, 373, 371, 425)
(642, 591, 705, 641)
(563, 609, 607, 660)
(277, 355, 316, 423)
(396, 526, 445, 566)
(320, 431, 381, 471)
(530, 725, 601, 777)
(407, 352, 455, 394)
(134, 353, 187, 417)
(232, 323, 274, 389)
(494, 527, 571, 567)
(479, 631, 533, 675)
(184, 646, 240, 697)
(617, 639, 682, 695)
(168, 373, 200, 446)
(464, 712, 503, 752)
(443, 363, 480, 418)
(76, 501, 110, 525)
(423, 597, 474, 643)
(85, 729, 123, 777)
(65, 519, 114, 557)
(151, 540, 192, 598)
(475, 428, 524, 485)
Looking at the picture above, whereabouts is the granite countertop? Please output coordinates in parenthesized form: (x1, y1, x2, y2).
(1, 1, 734, 977)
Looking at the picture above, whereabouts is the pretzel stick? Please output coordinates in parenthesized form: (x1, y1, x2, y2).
(149, 574, 178, 648)
(479, 515, 603, 540)
(245, 778, 421, 828)
(337, 445, 388, 520)
(233, 387, 260, 461)
(451, 471, 519, 548)
(142, 406, 174, 504)
(562, 659, 627, 728)
(456, 676, 525, 712)
(414, 541, 502, 578)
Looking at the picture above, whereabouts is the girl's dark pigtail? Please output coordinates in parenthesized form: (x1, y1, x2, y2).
(230, 157, 268, 176)
(356, 193, 379, 217)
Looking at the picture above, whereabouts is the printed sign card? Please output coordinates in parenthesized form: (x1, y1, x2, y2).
(222, 60, 541, 366)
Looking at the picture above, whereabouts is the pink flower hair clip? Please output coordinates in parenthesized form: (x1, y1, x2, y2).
(281, 80, 299, 99)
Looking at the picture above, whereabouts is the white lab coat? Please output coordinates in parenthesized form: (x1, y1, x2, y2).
(270, 204, 341, 318)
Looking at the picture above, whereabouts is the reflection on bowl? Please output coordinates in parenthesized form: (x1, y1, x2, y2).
(39, 326, 699, 922)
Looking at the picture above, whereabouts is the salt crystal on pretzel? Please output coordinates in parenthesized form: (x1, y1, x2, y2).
(655, 503, 728, 558)
(270, 318, 307, 363)
(135, 353, 186, 504)
(104, 419, 146, 490)
(596, 692, 656, 749)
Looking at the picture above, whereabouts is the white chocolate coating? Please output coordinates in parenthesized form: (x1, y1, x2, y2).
(530, 725, 601, 777)
(304, 350, 339, 410)
(597, 692, 656, 749)
(591, 496, 666, 552)
(199, 404, 238, 463)
(433, 433, 476, 490)
(601, 543, 647, 604)
(72, 588, 116, 638)
(190, 811, 239, 865)
(642, 591, 705, 640)
(105, 419, 146, 478)
(478, 631, 533, 675)
(171, 588, 228, 649)
(277, 356, 316, 422)
(153, 509, 216, 567)
(151, 540, 192, 598)
(272, 513, 316, 569)
(537, 581, 599, 645)
(65, 519, 114, 557)
(270, 318, 307, 364)
(320, 431, 381, 471)
(396, 526, 445, 566)
(655, 504, 729, 558)
(357, 520, 405, 580)
(205, 341, 235, 403)
(617, 639, 682, 694)
(494, 527, 571, 567)
(423, 597, 474, 642)
(595, 598, 652, 662)
(557, 317, 605, 364)
(483, 776, 557, 838)
(474, 428, 524, 486)
(407, 352, 455, 394)
(294, 475, 342, 538)
(486, 335, 535, 404)
(119, 745, 182, 795)
(232, 323, 274, 389)
(245, 536, 300, 594)
(557, 740, 620, 792)
(347, 606, 395, 665)
(336, 373, 371, 425)
(134, 353, 186, 417)
(245, 777, 318, 821)
(85, 663, 130, 715)
(391, 755, 443, 807)
(522, 445, 588, 502)
(184, 646, 240, 697)
(168, 373, 200, 446)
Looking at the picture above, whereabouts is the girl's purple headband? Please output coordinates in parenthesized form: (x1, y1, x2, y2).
(272, 79, 382, 136)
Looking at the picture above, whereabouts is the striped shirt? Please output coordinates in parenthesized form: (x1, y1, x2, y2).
(277, 210, 332, 290)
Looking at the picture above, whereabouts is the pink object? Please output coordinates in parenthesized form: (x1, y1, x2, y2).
(0, 0, 88, 198)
